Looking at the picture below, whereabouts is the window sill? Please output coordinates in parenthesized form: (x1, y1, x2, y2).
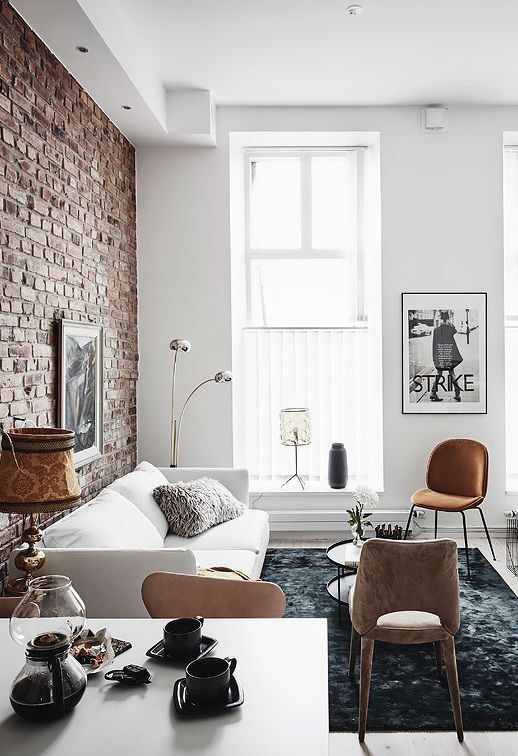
(249, 482, 383, 496)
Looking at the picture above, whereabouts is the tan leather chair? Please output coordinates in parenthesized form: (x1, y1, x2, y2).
(0, 597, 21, 618)
(348, 538, 462, 743)
(141, 572, 286, 619)
(404, 439, 494, 579)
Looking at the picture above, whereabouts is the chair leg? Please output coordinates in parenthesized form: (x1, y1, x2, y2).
(461, 511, 471, 580)
(404, 505, 415, 540)
(433, 641, 443, 678)
(441, 637, 464, 742)
(478, 507, 496, 561)
(349, 626, 360, 681)
(434, 510, 438, 539)
(358, 638, 374, 743)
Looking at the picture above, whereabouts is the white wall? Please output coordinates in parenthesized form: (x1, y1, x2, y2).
(137, 105, 518, 528)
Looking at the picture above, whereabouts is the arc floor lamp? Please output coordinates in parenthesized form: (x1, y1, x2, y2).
(169, 339, 233, 467)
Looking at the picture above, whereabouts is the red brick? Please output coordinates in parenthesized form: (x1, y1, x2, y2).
(0, 3, 137, 590)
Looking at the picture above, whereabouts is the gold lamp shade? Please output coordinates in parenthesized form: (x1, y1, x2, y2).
(0, 428, 81, 512)
(0, 428, 81, 595)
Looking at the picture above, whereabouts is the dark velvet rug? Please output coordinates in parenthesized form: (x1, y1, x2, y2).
(261, 547, 518, 732)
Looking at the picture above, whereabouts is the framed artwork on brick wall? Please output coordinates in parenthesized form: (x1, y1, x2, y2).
(58, 319, 104, 467)
(402, 293, 487, 414)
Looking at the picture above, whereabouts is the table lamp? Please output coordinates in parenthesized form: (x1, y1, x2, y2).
(0, 427, 81, 596)
(280, 408, 311, 490)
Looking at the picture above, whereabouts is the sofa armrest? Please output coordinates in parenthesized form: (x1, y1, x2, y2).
(9, 548, 197, 619)
(157, 467, 249, 505)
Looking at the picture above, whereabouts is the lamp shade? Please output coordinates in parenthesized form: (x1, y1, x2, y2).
(280, 408, 311, 446)
(0, 428, 81, 514)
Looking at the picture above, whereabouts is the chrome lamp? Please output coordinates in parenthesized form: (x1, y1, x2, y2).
(169, 339, 233, 467)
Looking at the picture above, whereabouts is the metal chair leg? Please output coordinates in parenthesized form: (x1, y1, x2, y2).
(434, 510, 438, 539)
(461, 511, 471, 580)
(478, 507, 496, 561)
(404, 505, 415, 540)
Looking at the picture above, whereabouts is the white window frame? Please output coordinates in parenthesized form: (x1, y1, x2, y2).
(229, 131, 383, 496)
(244, 147, 367, 327)
(504, 141, 518, 492)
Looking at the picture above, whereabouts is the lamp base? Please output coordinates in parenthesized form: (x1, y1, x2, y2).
(281, 442, 306, 490)
(281, 473, 306, 490)
(5, 576, 32, 597)
(7, 517, 46, 596)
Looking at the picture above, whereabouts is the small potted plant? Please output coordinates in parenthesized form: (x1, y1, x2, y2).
(347, 485, 379, 546)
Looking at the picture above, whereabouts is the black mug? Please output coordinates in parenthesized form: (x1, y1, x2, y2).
(163, 616, 204, 656)
(185, 656, 237, 704)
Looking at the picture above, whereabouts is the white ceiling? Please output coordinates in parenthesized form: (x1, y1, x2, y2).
(11, 0, 518, 146)
(118, 0, 518, 107)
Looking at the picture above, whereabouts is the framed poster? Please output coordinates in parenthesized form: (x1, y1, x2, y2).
(58, 319, 104, 466)
(402, 293, 487, 414)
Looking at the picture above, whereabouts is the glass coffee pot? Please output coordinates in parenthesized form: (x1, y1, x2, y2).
(9, 575, 88, 721)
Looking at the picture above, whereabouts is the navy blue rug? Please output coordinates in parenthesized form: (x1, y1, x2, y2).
(261, 547, 518, 732)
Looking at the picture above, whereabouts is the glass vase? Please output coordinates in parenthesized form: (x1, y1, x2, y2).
(10, 575, 86, 648)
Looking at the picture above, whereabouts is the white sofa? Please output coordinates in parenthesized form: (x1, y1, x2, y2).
(9, 465, 269, 618)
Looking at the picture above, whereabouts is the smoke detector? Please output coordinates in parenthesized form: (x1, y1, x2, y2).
(347, 5, 364, 15)
(420, 106, 449, 133)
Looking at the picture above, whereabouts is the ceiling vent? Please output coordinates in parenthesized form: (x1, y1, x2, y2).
(420, 106, 449, 133)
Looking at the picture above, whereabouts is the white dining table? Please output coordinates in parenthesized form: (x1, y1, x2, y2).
(0, 617, 329, 756)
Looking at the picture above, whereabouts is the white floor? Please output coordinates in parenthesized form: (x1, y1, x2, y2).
(270, 536, 518, 756)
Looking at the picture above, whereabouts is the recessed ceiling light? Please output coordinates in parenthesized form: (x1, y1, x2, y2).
(347, 4, 363, 15)
(75, 45, 89, 53)
(121, 105, 132, 110)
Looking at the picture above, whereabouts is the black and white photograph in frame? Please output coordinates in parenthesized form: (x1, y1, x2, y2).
(402, 293, 487, 414)
(58, 319, 104, 466)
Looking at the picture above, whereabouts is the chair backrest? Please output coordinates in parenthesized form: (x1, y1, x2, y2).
(0, 596, 21, 618)
(426, 439, 488, 498)
(141, 572, 286, 619)
(351, 539, 460, 636)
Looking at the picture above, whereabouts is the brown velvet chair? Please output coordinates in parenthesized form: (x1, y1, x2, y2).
(404, 438, 494, 579)
(348, 538, 463, 743)
(0, 596, 21, 618)
(141, 572, 286, 619)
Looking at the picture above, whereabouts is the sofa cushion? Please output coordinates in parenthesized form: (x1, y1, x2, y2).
(107, 462, 169, 539)
(193, 549, 258, 579)
(153, 477, 247, 538)
(164, 509, 269, 554)
(42, 489, 164, 550)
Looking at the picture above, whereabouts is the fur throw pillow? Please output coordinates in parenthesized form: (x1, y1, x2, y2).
(152, 477, 247, 538)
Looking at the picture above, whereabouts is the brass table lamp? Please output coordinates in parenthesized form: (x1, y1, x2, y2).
(0, 427, 81, 595)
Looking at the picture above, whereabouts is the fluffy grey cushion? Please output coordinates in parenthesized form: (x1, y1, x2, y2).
(152, 477, 247, 538)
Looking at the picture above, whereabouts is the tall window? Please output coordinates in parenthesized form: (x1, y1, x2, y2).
(504, 146, 518, 490)
(231, 139, 383, 490)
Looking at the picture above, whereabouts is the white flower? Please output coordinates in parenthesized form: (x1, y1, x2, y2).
(353, 484, 379, 510)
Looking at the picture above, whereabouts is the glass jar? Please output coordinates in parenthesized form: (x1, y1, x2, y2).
(10, 632, 87, 720)
(10, 575, 86, 648)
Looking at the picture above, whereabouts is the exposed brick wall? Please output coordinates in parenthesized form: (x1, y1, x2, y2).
(0, 2, 138, 587)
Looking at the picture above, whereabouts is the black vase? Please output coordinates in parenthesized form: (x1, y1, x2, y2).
(328, 443, 348, 489)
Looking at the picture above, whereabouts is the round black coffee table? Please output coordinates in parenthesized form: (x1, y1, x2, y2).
(326, 538, 361, 623)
